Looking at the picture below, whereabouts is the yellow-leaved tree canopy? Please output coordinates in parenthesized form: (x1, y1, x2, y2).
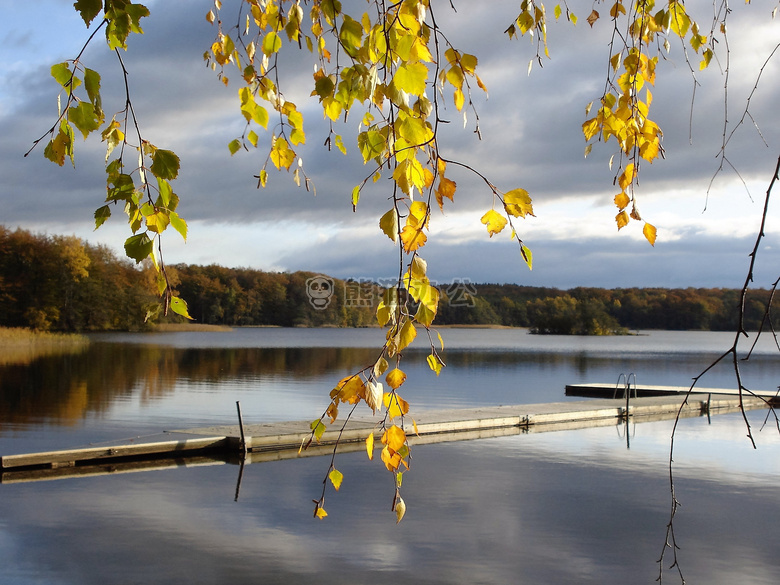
(24, 0, 778, 521)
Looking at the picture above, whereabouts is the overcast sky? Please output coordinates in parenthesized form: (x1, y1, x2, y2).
(1, 0, 779, 289)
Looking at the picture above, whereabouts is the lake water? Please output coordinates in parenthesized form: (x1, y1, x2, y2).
(1, 328, 779, 584)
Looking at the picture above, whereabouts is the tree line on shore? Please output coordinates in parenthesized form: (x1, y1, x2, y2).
(1, 226, 773, 333)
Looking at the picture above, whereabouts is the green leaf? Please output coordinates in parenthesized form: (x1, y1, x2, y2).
(84, 68, 102, 114)
(124, 232, 153, 263)
(150, 149, 180, 180)
(68, 102, 100, 139)
(228, 139, 242, 155)
(94, 205, 111, 229)
(351, 185, 360, 209)
(74, 0, 103, 26)
(339, 15, 363, 56)
(314, 75, 335, 99)
(156, 177, 172, 207)
(262, 31, 282, 56)
(357, 130, 387, 162)
(169, 211, 188, 241)
(44, 121, 75, 167)
(334, 135, 346, 155)
(520, 244, 533, 270)
(101, 118, 124, 162)
(51, 62, 80, 89)
(310, 419, 327, 442)
(328, 468, 344, 491)
(170, 296, 193, 319)
(107, 173, 135, 202)
(105, 2, 150, 50)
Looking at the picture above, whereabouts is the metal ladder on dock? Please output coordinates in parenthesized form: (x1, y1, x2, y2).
(613, 373, 638, 419)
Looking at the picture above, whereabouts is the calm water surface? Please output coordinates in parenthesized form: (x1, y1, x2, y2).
(1, 328, 779, 584)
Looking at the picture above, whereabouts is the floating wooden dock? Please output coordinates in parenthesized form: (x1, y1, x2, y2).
(566, 383, 780, 400)
(1, 389, 772, 483)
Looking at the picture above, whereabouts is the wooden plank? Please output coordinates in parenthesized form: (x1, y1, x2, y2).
(1, 456, 227, 484)
(1, 435, 228, 470)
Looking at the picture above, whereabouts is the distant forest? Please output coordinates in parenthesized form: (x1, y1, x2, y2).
(1, 226, 774, 333)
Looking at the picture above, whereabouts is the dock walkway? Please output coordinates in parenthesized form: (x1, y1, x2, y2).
(2, 389, 772, 482)
(566, 383, 780, 400)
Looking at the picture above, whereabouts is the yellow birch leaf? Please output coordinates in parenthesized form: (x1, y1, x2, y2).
(614, 192, 630, 210)
(409, 256, 427, 280)
(453, 87, 465, 111)
(414, 300, 437, 328)
(643, 222, 657, 246)
(503, 188, 532, 208)
(481, 209, 507, 237)
(504, 188, 534, 217)
(393, 62, 428, 95)
(583, 117, 600, 141)
(409, 201, 429, 225)
(435, 176, 457, 210)
(384, 391, 410, 418)
(366, 433, 375, 460)
(616, 210, 629, 230)
(315, 506, 328, 519)
(382, 424, 406, 451)
(427, 353, 443, 375)
(520, 244, 533, 270)
(397, 319, 417, 351)
(400, 224, 427, 252)
(379, 208, 398, 242)
(381, 445, 401, 471)
(270, 137, 295, 170)
(330, 375, 365, 404)
(395, 497, 406, 523)
(373, 356, 389, 378)
(618, 163, 635, 191)
(376, 301, 392, 327)
(413, 419, 420, 436)
(328, 468, 344, 491)
(385, 368, 407, 389)
(326, 401, 338, 423)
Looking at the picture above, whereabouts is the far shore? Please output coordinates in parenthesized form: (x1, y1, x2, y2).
(0, 326, 89, 346)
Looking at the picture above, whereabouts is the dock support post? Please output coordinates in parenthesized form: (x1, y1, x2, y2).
(236, 401, 248, 456)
